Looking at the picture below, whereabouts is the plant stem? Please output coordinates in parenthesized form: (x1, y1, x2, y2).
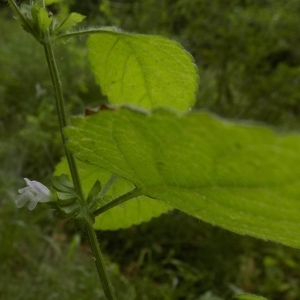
(85, 223, 117, 300)
(43, 30, 85, 205)
(43, 25, 117, 300)
(8, 1, 118, 297)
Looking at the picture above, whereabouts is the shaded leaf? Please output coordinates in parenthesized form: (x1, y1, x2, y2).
(59, 202, 80, 215)
(54, 158, 171, 230)
(52, 174, 74, 192)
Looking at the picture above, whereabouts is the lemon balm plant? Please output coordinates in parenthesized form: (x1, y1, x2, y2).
(7, 0, 300, 299)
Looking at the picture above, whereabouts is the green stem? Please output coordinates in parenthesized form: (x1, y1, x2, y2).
(85, 223, 116, 300)
(93, 188, 144, 217)
(42, 23, 117, 300)
(8, 1, 118, 298)
(43, 30, 85, 204)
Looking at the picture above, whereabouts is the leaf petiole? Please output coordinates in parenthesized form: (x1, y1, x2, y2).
(52, 28, 119, 42)
(89, 174, 119, 209)
(93, 188, 144, 217)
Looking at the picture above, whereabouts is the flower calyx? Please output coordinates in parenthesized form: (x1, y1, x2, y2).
(51, 175, 102, 226)
(72, 180, 103, 227)
(16, 1, 86, 44)
(19, 1, 52, 43)
(51, 174, 81, 219)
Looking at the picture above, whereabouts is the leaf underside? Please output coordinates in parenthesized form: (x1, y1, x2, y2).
(66, 108, 300, 248)
(87, 32, 198, 111)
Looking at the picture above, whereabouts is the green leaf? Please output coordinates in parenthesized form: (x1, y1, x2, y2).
(55, 12, 86, 34)
(59, 202, 80, 215)
(66, 108, 300, 247)
(55, 191, 77, 201)
(87, 32, 198, 111)
(54, 158, 171, 230)
(87, 180, 102, 206)
(30, 3, 51, 32)
(52, 174, 74, 192)
(235, 294, 267, 300)
(37, 7, 52, 32)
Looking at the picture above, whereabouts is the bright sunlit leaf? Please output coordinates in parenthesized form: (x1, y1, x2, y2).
(65, 107, 300, 247)
(87, 31, 198, 111)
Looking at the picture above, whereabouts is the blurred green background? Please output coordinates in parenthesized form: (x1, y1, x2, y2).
(2, 0, 300, 299)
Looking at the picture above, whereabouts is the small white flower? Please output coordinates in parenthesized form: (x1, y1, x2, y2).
(15, 178, 51, 210)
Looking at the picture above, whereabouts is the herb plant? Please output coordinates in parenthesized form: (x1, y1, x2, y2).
(7, 0, 300, 299)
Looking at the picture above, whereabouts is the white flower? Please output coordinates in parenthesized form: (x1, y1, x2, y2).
(15, 178, 51, 210)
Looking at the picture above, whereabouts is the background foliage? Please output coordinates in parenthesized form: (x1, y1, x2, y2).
(2, 0, 300, 299)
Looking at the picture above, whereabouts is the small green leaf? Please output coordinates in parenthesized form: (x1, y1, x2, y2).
(37, 7, 52, 32)
(59, 202, 80, 215)
(54, 158, 171, 230)
(30, 3, 42, 26)
(87, 180, 101, 206)
(51, 174, 79, 214)
(235, 294, 267, 300)
(55, 12, 86, 34)
(87, 32, 198, 111)
(66, 108, 300, 247)
(30, 3, 51, 33)
(52, 174, 74, 192)
(55, 191, 77, 202)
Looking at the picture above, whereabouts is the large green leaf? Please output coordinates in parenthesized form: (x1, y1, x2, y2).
(87, 31, 198, 111)
(66, 108, 300, 248)
(54, 157, 171, 230)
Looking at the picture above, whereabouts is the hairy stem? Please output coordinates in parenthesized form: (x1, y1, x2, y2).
(85, 223, 117, 300)
(43, 30, 85, 204)
(43, 20, 117, 300)
(8, 1, 118, 298)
